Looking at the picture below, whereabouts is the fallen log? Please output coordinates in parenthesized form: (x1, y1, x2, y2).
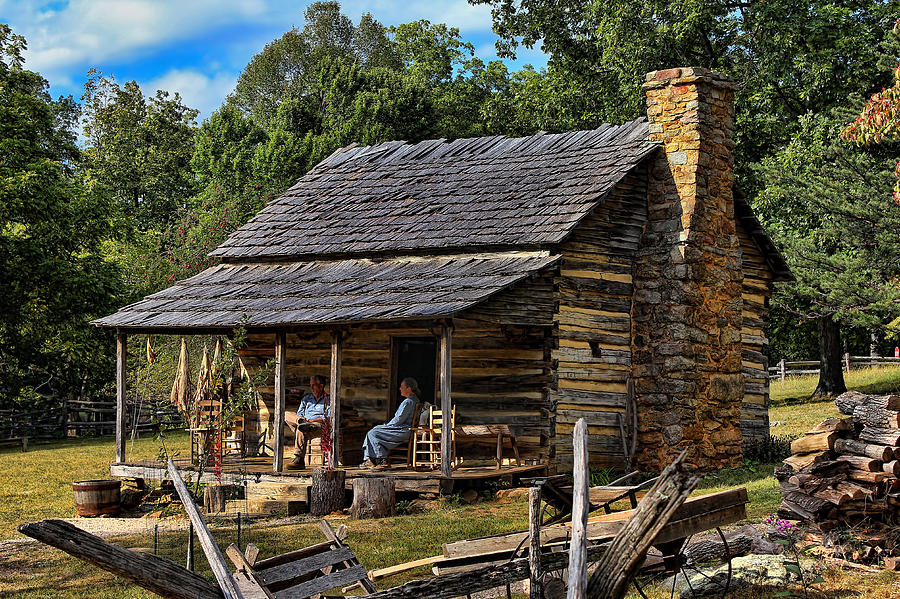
(834, 439, 893, 461)
(682, 533, 752, 566)
(17, 519, 223, 599)
(835, 391, 870, 416)
(784, 451, 830, 471)
(835, 455, 882, 472)
(809, 417, 852, 433)
(859, 427, 900, 446)
(791, 432, 839, 454)
(853, 405, 900, 429)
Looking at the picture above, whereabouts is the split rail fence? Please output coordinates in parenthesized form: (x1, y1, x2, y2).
(769, 355, 900, 381)
(0, 397, 181, 440)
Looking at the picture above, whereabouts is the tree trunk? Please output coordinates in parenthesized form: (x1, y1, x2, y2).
(350, 477, 395, 519)
(816, 316, 846, 396)
(310, 468, 346, 517)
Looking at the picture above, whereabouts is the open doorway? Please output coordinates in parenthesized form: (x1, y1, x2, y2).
(390, 337, 437, 414)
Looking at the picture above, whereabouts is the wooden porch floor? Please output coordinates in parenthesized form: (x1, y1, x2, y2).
(110, 454, 548, 494)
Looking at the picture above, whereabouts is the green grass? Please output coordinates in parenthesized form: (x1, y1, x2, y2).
(0, 431, 190, 540)
(770, 365, 900, 405)
(10, 366, 900, 597)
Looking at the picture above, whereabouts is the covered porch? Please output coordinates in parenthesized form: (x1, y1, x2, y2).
(98, 252, 559, 490)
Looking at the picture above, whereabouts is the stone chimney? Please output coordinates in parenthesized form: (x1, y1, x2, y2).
(631, 67, 744, 470)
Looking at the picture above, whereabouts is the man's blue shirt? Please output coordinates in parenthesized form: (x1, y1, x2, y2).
(297, 392, 328, 420)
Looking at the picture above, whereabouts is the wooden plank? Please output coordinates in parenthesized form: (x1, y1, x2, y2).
(273, 331, 287, 472)
(167, 459, 245, 599)
(330, 330, 342, 469)
(254, 542, 334, 571)
(116, 331, 127, 463)
(274, 564, 367, 599)
(440, 321, 453, 478)
(568, 419, 589, 599)
(442, 488, 747, 559)
(260, 547, 355, 586)
(319, 519, 377, 594)
(225, 544, 275, 599)
(18, 519, 223, 599)
(368, 555, 444, 582)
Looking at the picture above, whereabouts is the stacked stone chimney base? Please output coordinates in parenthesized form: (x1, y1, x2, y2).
(632, 67, 744, 471)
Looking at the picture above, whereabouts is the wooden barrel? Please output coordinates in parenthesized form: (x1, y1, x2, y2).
(72, 480, 121, 516)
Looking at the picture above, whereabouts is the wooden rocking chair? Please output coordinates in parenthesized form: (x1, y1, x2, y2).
(411, 405, 456, 470)
(190, 396, 246, 464)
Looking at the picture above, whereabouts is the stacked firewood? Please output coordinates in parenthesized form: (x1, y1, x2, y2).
(775, 391, 900, 529)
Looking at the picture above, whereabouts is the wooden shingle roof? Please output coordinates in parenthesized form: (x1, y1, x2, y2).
(211, 119, 657, 260)
(93, 252, 559, 330)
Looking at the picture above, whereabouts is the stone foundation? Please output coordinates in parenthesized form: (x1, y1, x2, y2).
(631, 67, 744, 470)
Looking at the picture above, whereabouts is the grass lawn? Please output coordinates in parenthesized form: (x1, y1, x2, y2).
(6, 370, 900, 597)
(0, 431, 190, 540)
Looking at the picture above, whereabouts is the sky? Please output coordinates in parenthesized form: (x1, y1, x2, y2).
(1, 0, 548, 122)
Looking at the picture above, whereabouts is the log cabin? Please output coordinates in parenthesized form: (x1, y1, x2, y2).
(94, 67, 791, 485)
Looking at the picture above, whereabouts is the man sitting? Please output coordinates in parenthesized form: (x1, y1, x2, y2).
(285, 375, 328, 470)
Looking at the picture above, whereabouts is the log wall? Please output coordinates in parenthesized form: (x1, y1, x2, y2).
(736, 222, 775, 443)
(238, 266, 556, 466)
(551, 171, 648, 471)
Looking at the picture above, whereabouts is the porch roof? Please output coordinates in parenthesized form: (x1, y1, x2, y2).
(92, 251, 559, 330)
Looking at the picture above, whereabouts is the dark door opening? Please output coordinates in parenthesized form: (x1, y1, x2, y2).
(391, 337, 437, 413)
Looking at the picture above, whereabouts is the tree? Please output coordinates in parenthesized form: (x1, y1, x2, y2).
(0, 25, 121, 407)
(842, 20, 900, 201)
(81, 70, 199, 228)
(755, 110, 900, 395)
(472, 0, 899, 184)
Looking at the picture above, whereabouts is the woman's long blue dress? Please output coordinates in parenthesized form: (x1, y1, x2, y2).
(362, 395, 419, 462)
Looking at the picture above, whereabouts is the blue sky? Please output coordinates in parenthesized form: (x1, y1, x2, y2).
(1, 0, 548, 122)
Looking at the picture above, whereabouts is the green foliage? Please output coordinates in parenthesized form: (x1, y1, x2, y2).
(0, 25, 122, 408)
(755, 110, 900, 330)
(81, 69, 199, 228)
(474, 0, 899, 185)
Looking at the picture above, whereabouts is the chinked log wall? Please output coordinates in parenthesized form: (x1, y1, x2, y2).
(552, 170, 648, 470)
(736, 223, 773, 443)
(237, 272, 556, 465)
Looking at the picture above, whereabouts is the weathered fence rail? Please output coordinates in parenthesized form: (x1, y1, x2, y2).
(768, 355, 900, 381)
(0, 397, 181, 440)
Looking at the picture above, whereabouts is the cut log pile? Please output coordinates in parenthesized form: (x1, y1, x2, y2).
(776, 391, 900, 528)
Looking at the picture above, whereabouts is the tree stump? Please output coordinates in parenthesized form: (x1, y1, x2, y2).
(351, 477, 395, 519)
(310, 468, 346, 517)
(203, 485, 226, 513)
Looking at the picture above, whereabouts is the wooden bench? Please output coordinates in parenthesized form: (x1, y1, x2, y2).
(455, 425, 520, 470)
(0, 436, 28, 452)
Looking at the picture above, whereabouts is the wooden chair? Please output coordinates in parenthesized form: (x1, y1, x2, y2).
(190, 397, 246, 464)
(411, 405, 456, 470)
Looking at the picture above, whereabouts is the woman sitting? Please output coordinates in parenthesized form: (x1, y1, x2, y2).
(361, 377, 421, 471)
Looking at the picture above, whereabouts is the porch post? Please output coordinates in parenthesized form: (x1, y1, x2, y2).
(440, 320, 453, 477)
(329, 330, 342, 468)
(273, 330, 287, 472)
(115, 330, 127, 463)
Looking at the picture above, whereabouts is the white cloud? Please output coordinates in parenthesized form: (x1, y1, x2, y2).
(142, 68, 237, 121)
(8, 0, 267, 78)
